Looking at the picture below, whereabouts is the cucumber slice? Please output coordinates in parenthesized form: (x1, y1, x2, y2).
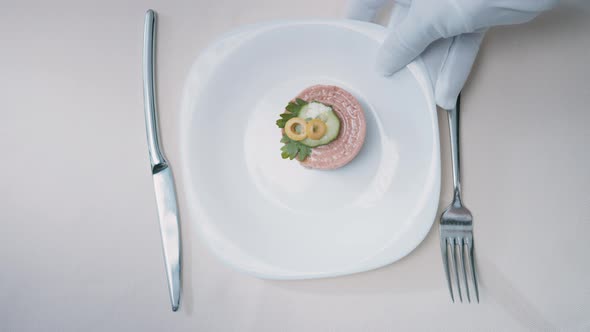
(298, 102, 340, 147)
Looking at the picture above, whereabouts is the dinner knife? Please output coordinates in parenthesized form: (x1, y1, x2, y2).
(142, 9, 181, 312)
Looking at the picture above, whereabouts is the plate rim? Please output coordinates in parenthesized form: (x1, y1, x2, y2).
(179, 19, 439, 279)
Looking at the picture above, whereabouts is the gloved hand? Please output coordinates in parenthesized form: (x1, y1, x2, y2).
(346, 0, 557, 109)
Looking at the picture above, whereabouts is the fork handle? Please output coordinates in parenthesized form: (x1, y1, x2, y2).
(447, 94, 463, 205)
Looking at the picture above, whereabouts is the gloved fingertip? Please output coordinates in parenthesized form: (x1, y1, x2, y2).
(434, 33, 485, 109)
(435, 88, 458, 110)
(375, 46, 405, 77)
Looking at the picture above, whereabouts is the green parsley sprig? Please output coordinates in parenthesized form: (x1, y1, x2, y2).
(276, 98, 308, 128)
(280, 135, 311, 161)
(276, 98, 311, 161)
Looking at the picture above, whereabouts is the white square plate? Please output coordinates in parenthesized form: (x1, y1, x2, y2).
(179, 20, 439, 279)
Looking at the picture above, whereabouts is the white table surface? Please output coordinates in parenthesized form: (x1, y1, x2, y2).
(1, 1, 589, 331)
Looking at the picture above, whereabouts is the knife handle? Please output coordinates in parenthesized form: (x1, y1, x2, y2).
(143, 9, 167, 168)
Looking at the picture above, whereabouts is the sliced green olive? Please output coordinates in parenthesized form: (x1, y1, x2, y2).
(306, 119, 327, 140)
(284, 117, 307, 141)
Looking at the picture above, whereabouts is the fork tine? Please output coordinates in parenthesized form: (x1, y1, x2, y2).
(441, 237, 454, 302)
(467, 238, 480, 303)
(459, 238, 470, 303)
(450, 238, 462, 302)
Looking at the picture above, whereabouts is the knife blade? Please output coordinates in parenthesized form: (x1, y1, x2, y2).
(152, 166, 181, 311)
(143, 9, 181, 312)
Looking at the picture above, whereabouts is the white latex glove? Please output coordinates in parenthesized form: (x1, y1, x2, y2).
(346, 0, 557, 109)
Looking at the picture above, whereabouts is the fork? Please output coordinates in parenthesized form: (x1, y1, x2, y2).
(440, 94, 479, 303)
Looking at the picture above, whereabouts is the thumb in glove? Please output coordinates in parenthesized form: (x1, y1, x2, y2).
(377, 0, 558, 77)
(383, 1, 484, 109)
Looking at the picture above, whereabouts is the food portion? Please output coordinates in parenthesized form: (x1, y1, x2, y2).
(276, 85, 366, 169)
